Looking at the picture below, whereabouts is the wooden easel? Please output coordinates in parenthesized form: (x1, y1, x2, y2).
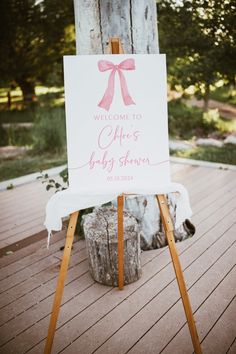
(44, 38, 202, 354)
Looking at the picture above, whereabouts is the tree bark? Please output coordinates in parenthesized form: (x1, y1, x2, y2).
(73, 0, 159, 54)
(203, 83, 210, 112)
(7, 91, 11, 109)
(74, 1, 102, 54)
(83, 207, 141, 286)
(18, 79, 36, 103)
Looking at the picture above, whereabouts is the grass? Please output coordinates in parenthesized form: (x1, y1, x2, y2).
(168, 98, 236, 166)
(171, 144, 236, 165)
(168, 100, 205, 139)
(32, 107, 66, 153)
(0, 106, 66, 154)
(0, 153, 67, 182)
(0, 109, 37, 124)
(0, 88, 67, 181)
(0, 125, 34, 146)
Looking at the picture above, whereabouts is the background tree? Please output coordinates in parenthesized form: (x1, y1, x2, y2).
(0, 0, 75, 102)
(157, 0, 236, 110)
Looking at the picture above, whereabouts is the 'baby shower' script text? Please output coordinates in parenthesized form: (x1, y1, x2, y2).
(77, 113, 168, 174)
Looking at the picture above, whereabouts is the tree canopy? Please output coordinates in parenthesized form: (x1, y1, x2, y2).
(0, 0, 75, 101)
(157, 0, 236, 107)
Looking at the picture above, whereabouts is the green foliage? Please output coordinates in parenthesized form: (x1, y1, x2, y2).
(168, 99, 216, 139)
(33, 107, 66, 153)
(158, 0, 236, 102)
(171, 144, 236, 165)
(0, 0, 75, 101)
(59, 167, 68, 184)
(0, 124, 8, 146)
(0, 153, 67, 182)
(0, 89, 66, 148)
(2, 125, 34, 146)
(210, 85, 236, 106)
(168, 99, 235, 139)
(215, 117, 236, 135)
(76, 208, 94, 238)
(37, 167, 68, 192)
(202, 109, 219, 129)
(0, 108, 35, 124)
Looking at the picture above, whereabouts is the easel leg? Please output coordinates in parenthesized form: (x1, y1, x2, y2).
(110, 38, 124, 291)
(156, 195, 202, 354)
(44, 211, 79, 354)
(117, 195, 124, 290)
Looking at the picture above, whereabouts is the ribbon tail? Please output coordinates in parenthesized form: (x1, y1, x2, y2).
(98, 69, 115, 111)
(118, 70, 135, 107)
(98, 94, 112, 112)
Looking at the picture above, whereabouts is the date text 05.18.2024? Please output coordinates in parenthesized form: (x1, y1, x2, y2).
(107, 175, 134, 182)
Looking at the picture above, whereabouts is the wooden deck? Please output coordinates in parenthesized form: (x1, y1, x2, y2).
(0, 178, 55, 251)
(0, 161, 235, 354)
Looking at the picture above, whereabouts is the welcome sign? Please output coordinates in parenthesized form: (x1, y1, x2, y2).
(63, 54, 170, 195)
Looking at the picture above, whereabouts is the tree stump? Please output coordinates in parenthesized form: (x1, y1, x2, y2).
(83, 206, 141, 287)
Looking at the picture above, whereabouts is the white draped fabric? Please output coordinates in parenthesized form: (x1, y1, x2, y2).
(44, 182, 192, 247)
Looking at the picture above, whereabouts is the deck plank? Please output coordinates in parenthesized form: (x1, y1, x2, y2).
(227, 337, 236, 353)
(0, 229, 65, 268)
(0, 242, 86, 309)
(0, 179, 54, 249)
(201, 296, 236, 354)
(0, 235, 65, 281)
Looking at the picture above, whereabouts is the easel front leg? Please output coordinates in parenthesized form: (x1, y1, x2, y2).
(117, 195, 124, 290)
(156, 195, 202, 354)
(44, 211, 79, 354)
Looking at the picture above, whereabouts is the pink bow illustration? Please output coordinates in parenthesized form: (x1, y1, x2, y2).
(97, 58, 135, 111)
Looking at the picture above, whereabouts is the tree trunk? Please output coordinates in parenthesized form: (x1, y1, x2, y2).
(203, 83, 210, 112)
(74, 0, 159, 54)
(18, 79, 36, 103)
(7, 91, 11, 109)
(83, 207, 141, 286)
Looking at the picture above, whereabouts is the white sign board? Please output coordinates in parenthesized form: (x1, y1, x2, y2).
(63, 54, 170, 195)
